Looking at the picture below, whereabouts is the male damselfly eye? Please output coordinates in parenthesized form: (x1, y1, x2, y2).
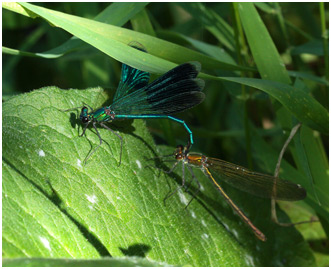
(80, 106, 89, 123)
(81, 116, 89, 123)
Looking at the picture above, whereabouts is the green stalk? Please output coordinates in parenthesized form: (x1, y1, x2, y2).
(232, 3, 253, 169)
(319, 2, 329, 80)
(274, 3, 289, 48)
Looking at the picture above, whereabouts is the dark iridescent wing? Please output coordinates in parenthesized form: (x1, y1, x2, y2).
(113, 43, 150, 102)
(206, 157, 306, 201)
(111, 62, 205, 115)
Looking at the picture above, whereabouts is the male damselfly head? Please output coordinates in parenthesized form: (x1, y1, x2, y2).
(80, 106, 90, 123)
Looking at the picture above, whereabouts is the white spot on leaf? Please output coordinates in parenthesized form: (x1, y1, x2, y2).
(136, 160, 142, 169)
(38, 150, 45, 157)
(202, 233, 209, 239)
(231, 228, 239, 238)
(86, 194, 97, 204)
(200, 184, 204, 191)
(77, 159, 82, 168)
(178, 192, 188, 205)
(191, 211, 196, 219)
(223, 223, 229, 231)
(244, 253, 255, 266)
(39, 237, 51, 251)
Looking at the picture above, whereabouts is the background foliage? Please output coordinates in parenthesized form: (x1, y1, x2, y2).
(3, 2, 329, 266)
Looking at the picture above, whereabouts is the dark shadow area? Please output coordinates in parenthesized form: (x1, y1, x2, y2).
(4, 159, 111, 257)
(68, 112, 78, 129)
(46, 181, 112, 257)
(307, 238, 329, 254)
(4, 157, 56, 204)
(119, 243, 151, 257)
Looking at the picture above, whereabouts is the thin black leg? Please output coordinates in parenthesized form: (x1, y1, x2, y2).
(163, 162, 186, 205)
(83, 122, 103, 165)
(100, 122, 123, 166)
(80, 123, 90, 137)
(184, 165, 200, 209)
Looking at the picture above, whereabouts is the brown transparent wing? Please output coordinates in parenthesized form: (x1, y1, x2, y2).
(206, 157, 306, 201)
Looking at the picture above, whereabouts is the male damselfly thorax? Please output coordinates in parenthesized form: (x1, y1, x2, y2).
(80, 106, 116, 124)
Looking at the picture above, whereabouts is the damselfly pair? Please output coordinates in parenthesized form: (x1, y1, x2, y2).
(64, 43, 204, 166)
(64, 43, 308, 241)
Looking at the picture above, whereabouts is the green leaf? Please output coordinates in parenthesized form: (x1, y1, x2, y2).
(288, 71, 329, 86)
(3, 3, 149, 59)
(175, 3, 235, 51)
(131, 8, 156, 37)
(3, 257, 173, 267)
(254, 2, 276, 13)
(276, 201, 328, 267)
(238, 3, 290, 84)
(17, 2, 250, 72)
(291, 39, 324, 56)
(3, 87, 316, 266)
(2, 46, 40, 57)
(156, 30, 237, 65)
(2, 2, 37, 18)
(200, 75, 329, 134)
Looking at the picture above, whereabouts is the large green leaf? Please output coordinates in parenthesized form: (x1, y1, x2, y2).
(3, 87, 316, 266)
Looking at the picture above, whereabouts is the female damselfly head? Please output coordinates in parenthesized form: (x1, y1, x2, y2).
(80, 106, 90, 123)
(174, 145, 185, 160)
(174, 144, 191, 160)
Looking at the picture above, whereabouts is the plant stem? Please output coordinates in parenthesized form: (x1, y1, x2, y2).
(319, 2, 329, 80)
(232, 2, 253, 169)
